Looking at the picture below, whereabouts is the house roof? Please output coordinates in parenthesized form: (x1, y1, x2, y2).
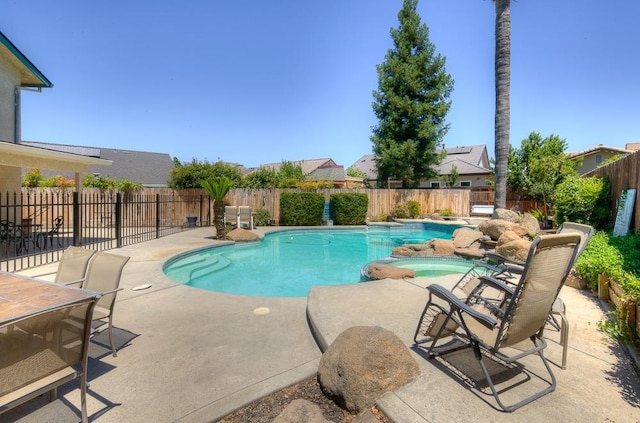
(350, 154, 378, 180)
(437, 157, 492, 175)
(349, 144, 491, 180)
(308, 165, 345, 182)
(251, 158, 337, 176)
(0, 141, 111, 173)
(568, 144, 633, 159)
(22, 141, 174, 187)
(0, 31, 53, 88)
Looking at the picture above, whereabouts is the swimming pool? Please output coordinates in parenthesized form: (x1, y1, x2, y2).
(163, 223, 467, 297)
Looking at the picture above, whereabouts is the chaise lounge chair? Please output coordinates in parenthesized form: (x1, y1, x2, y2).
(414, 233, 581, 411)
(482, 222, 594, 369)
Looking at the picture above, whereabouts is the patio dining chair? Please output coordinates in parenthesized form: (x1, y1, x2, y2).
(78, 252, 130, 357)
(54, 246, 96, 285)
(414, 233, 580, 412)
(45, 216, 65, 249)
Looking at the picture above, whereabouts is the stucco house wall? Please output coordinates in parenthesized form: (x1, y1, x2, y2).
(0, 45, 20, 142)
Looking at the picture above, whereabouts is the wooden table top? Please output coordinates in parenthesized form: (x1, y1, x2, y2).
(0, 272, 96, 324)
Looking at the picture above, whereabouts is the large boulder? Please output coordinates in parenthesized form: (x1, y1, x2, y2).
(226, 228, 260, 242)
(478, 219, 517, 241)
(521, 213, 541, 237)
(393, 239, 455, 257)
(496, 238, 532, 263)
(492, 208, 520, 222)
(496, 230, 521, 247)
(366, 263, 415, 280)
(318, 326, 419, 414)
(272, 399, 328, 423)
(390, 246, 419, 257)
(452, 228, 484, 249)
(430, 238, 456, 256)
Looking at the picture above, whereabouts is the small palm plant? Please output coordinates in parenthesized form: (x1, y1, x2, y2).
(201, 177, 234, 240)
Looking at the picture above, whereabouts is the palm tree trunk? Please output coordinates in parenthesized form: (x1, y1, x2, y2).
(214, 200, 226, 239)
(494, 0, 511, 209)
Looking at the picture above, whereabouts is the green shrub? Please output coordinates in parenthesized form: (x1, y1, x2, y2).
(279, 192, 325, 226)
(393, 200, 421, 218)
(254, 208, 271, 226)
(118, 178, 143, 193)
(369, 214, 389, 222)
(22, 168, 43, 187)
(553, 175, 610, 229)
(528, 208, 545, 221)
(330, 193, 368, 225)
(574, 231, 640, 301)
(435, 208, 454, 217)
(574, 232, 622, 290)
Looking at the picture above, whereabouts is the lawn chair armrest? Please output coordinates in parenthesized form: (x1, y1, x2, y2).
(483, 251, 525, 267)
(428, 284, 497, 329)
(62, 279, 85, 287)
(100, 287, 124, 296)
(478, 275, 516, 295)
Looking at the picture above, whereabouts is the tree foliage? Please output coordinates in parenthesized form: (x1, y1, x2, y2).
(441, 164, 459, 187)
(553, 175, 610, 229)
(168, 159, 242, 189)
(201, 177, 234, 239)
(240, 161, 307, 189)
(507, 132, 577, 212)
(371, 0, 453, 188)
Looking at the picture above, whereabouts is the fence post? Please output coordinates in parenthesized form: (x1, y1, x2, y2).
(156, 193, 160, 239)
(199, 194, 203, 227)
(115, 193, 122, 248)
(73, 191, 81, 246)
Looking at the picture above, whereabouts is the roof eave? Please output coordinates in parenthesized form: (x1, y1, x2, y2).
(0, 31, 53, 88)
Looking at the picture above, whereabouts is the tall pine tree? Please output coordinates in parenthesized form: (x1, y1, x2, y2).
(371, 0, 454, 188)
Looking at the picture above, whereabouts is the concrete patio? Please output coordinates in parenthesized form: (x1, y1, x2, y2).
(4, 227, 640, 423)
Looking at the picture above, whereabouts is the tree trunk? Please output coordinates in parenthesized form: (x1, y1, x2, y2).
(214, 200, 226, 240)
(494, 0, 511, 209)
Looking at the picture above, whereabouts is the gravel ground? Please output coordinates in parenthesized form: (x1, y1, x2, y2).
(218, 376, 390, 423)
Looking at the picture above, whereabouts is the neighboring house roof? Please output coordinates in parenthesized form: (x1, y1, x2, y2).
(253, 158, 337, 176)
(350, 154, 377, 180)
(308, 165, 345, 182)
(0, 30, 53, 88)
(437, 157, 492, 176)
(568, 144, 633, 159)
(22, 141, 174, 187)
(350, 144, 492, 181)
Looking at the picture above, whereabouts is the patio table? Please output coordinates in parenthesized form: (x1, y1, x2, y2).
(0, 271, 98, 422)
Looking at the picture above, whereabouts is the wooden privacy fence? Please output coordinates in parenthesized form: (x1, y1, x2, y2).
(587, 149, 640, 232)
(222, 188, 472, 222)
(11, 187, 547, 230)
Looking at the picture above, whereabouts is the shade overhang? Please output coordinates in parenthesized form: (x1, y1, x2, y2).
(0, 142, 112, 173)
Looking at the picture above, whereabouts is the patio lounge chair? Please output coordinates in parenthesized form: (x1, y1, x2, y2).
(238, 206, 254, 229)
(225, 205, 239, 228)
(483, 222, 594, 369)
(414, 233, 581, 412)
(67, 252, 130, 357)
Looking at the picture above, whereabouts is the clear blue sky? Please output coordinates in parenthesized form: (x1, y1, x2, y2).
(3, 0, 639, 169)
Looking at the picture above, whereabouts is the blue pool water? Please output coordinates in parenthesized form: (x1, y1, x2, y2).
(163, 223, 464, 297)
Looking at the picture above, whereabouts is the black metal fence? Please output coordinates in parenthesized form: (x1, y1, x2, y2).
(1, 190, 207, 272)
